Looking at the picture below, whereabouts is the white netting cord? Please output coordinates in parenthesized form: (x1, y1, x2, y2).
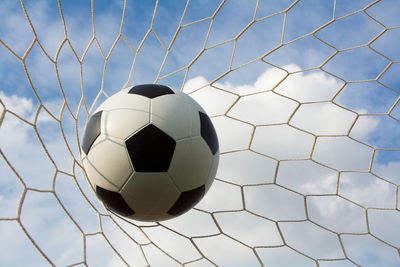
(0, 0, 399, 266)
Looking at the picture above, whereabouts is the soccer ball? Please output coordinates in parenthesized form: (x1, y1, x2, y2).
(81, 84, 219, 222)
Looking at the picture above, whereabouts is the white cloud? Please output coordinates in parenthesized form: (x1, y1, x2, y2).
(251, 125, 314, 160)
(339, 172, 396, 208)
(100, 216, 148, 266)
(184, 64, 288, 96)
(85, 234, 125, 267)
(193, 234, 260, 267)
(299, 174, 337, 194)
(312, 136, 373, 171)
(228, 66, 288, 95)
(256, 246, 316, 267)
(341, 234, 400, 267)
(0, 92, 76, 190)
(20, 191, 83, 266)
(278, 221, 344, 259)
(0, 91, 34, 118)
(0, 220, 50, 266)
(290, 102, 357, 135)
(0, 155, 24, 218)
(216, 150, 277, 185)
(196, 179, 243, 212)
(277, 160, 338, 195)
(350, 114, 380, 139)
(214, 211, 283, 247)
(0, 90, 62, 124)
(189, 86, 238, 116)
(307, 195, 368, 233)
(0, 110, 32, 151)
(143, 226, 201, 263)
(350, 114, 400, 150)
(275, 67, 343, 102)
(183, 76, 209, 94)
(254, 66, 288, 91)
(368, 209, 400, 248)
(141, 244, 180, 267)
(211, 116, 253, 153)
(161, 209, 219, 238)
(244, 184, 306, 221)
(228, 91, 298, 125)
(373, 160, 400, 185)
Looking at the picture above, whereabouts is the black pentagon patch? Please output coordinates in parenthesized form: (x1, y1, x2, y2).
(82, 111, 102, 154)
(199, 112, 219, 155)
(125, 124, 176, 172)
(128, 84, 175, 99)
(95, 186, 134, 217)
(167, 185, 205, 216)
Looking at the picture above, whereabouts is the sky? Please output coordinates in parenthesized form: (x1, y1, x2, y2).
(0, 0, 399, 266)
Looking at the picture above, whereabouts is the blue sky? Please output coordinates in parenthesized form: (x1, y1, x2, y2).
(0, 0, 399, 266)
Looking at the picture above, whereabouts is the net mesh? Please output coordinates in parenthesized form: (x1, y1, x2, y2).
(0, 0, 399, 266)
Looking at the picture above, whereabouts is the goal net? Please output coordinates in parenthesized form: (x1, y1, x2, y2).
(1, 0, 399, 266)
